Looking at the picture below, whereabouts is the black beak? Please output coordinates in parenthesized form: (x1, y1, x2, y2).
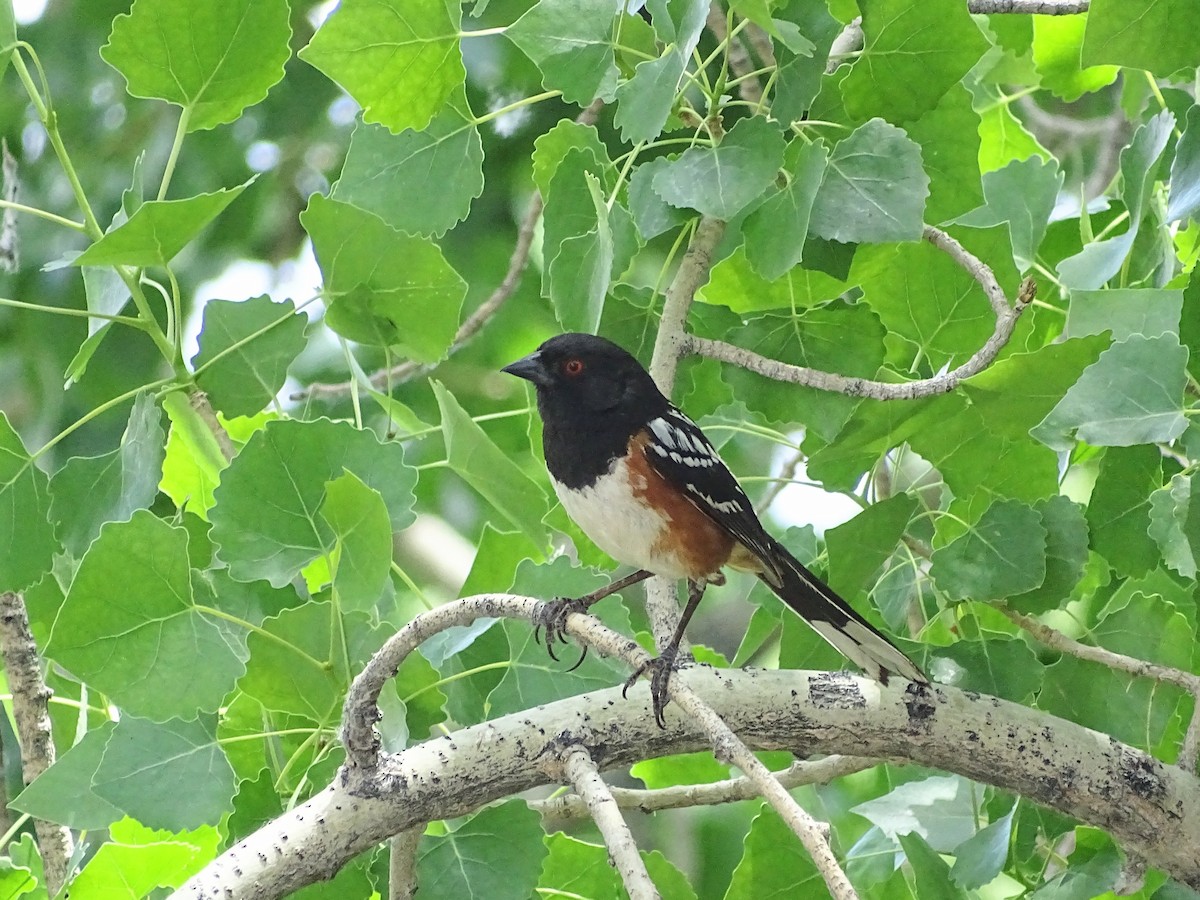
(501, 350, 550, 387)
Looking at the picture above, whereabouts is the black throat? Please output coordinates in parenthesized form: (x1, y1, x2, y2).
(538, 391, 663, 490)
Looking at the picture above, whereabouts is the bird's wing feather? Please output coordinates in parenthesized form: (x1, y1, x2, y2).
(639, 407, 783, 583)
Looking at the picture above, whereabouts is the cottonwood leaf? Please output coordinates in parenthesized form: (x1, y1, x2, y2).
(809, 119, 928, 243)
(210, 418, 416, 586)
(930, 500, 1047, 600)
(103, 0, 290, 131)
(300, 0, 463, 133)
(417, 800, 547, 900)
(506, 0, 621, 106)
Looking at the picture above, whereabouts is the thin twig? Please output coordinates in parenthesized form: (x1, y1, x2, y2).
(967, 0, 1088, 12)
(388, 828, 422, 900)
(534, 754, 877, 824)
(706, 4, 762, 104)
(296, 100, 605, 402)
(998, 604, 1200, 773)
(0, 592, 74, 895)
(688, 227, 1035, 400)
(558, 747, 658, 900)
(666, 679, 859, 899)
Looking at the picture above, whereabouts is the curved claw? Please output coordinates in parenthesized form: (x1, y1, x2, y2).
(622, 650, 681, 728)
(564, 644, 589, 673)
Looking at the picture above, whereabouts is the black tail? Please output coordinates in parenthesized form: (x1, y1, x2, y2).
(759, 537, 926, 684)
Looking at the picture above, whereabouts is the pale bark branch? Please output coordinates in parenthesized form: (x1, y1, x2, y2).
(0, 592, 74, 896)
(296, 100, 604, 402)
(999, 604, 1200, 773)
(557, 746, 659, 900)
(388, 828, 421, 900)
(534, 754, 876, 824)
(968, 0, 1088, 12)
(687, 226, 1035, 400)
(176, 658, 1200, 898)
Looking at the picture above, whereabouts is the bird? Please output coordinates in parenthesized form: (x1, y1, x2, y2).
(502, 332, 926, 726)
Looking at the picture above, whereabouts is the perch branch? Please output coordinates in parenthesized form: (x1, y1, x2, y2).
(999, 604, 1200, 773)
(0, 592, 74, 896)
(177, 659, 1200, 898)
(296, 99, 604, 402)
(533, 754, 877, 824)
(687, 226, 1035, 400)
(967, 0, 1088, 12)
(557, 746, 658, 900)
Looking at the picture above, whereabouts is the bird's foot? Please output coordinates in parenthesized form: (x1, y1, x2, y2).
(534, 596, 593, 671)
(623, 645, 684, 728)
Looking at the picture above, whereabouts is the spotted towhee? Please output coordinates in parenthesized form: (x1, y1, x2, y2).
(503, 333, 926, 725)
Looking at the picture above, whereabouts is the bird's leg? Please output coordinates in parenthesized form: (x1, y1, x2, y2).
(623, 579, 707, 728)
(537, 569, 653, 667)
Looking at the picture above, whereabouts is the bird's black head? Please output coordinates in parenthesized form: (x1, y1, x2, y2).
(502, 333, 664, 415)
(502, 334, 668, 484)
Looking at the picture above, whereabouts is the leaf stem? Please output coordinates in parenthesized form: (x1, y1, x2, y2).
(158, 107, 191, 201)
(0, 199, 85, 231)
(196, 604, 331, 672)
(31, 376, 175, 462)
(0, 295, 146, 327)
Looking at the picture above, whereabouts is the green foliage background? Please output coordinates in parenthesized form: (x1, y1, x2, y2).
(0, 0, 1198, 897)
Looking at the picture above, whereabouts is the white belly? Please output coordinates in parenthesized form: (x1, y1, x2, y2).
(552, 459, 690, 579)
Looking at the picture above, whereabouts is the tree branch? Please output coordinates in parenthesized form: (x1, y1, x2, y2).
(967, 0, 1088, 12)
(388, 828, 421, 900)
(556, 746, 658, 899)
(176, 663, 1200, 898)
(296, 100, 605, 402)
(687, 226, 1035, 400)
(999, 604, 1200, 773)
(533, 755, 877, 824)
(0, 592, 73, 896)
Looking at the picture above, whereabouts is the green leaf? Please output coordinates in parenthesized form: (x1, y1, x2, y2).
(1008, 496, 1090, 613)
(1168, 105, 1200, 224)
(905, 84, 984, 224)
(0, 413, 58, 591)
(210, 418, 416, 586)
(0, 0, 14, 81)
(853, 774, 977, 852)
(416, 800, 547, 900)
(898, 831, 970, 900)
(956, 157, 1063, 270)
(433, 381, 551, 553)
(539, 834, 624, 898)
(809, 119, 929, 243)
(66, 267, 131, 384)
(936, 637, 1043, 702)
(742, 141, 828, 281)
(770, 0, 842, 126)
(652, 117, 787, 220)
(11, 722, 122, 830)
(1086, 444, 1164, 578)
(102, 0, 291, 131)
(239, 605, 382, 720)
(841, 0, 988, 125)
(1063, 289, 1183, 341)
(193, 296, 307, 418)
(1038, 593, 1192, 756)
(531, 120, 609, 197)
(1057, 112, 1173, 289)
(930, 499, 1047, 601)
(725, 803, 824, 898)
(299, 0, 464, 133)
(506, 0, 620, 106)
(1032, 13, 1119, 102)
(332, 95, 483, 238)
(302, 194, 466, 360)
(950, 807, 1014, 889)
(1148, 474, 1200, 579)
(628, 156, 691, 241)
(825, 493, 918, 602)
(321, 471, 393, 613)
(547, 172, 613, 333)
(73, 183, 252, 268)
(1082, 0, 1200, 76)
(700, 245, 847, 314)
(49, 392, 163, 558)
(70, 817, 216, 897)
(1032, 334, 1188, 451)
(92, 715, 235, 832)
(47, 511, 244, 721)
(612, 0, 705, 142)
(857, 241, 995, 371)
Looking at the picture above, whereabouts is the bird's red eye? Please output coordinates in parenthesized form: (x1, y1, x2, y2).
(563, 358, 585, 376)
